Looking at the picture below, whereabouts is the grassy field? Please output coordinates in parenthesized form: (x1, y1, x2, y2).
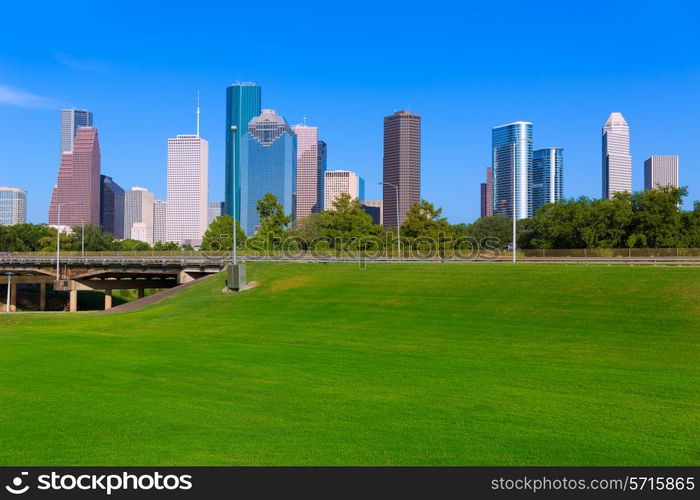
(0, 263, 698, 465)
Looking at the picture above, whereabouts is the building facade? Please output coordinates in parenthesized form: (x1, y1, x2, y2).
(480, 166, 493, 218)
(492, 121, 533, 220)
(60, 109, 93, 153)
(153, 200, 167, 244)
(291, 124, 319, 219)
(317, 140, 327, 211)
(383, 110, 421, 227)
(0, 187, 27, 225)
(532, 148, 564, 214)
(644, 155, 679, 190)
(324, 170, 363, 209)
(361, 200, 382, 225)
(124, 187, 154, 244)
(207, 201, 224, 226)
(225, 83, 262, 218)
(166, 134, 209, 246)
(240, 109, 296, 235)
(48, 126, 102, 227)
(99, 175, 125, 239)
(602, 112, 632, 198)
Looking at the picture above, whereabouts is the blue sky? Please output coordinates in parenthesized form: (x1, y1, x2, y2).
(1, 0, 699, 223)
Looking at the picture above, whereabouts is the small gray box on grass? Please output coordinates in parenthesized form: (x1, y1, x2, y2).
(227, 264, 246, 291)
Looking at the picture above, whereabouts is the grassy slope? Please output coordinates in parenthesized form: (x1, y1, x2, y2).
(0, 263, 697, 465)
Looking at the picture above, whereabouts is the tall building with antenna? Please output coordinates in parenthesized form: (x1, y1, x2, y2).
(165, 94, 209, 246)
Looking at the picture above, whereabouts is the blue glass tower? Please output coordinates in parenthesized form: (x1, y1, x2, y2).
(225, 83, 262, 218)
(492, 121, 533, 220)
(532, 148, 564, 214)
(240, 109, 297, 235)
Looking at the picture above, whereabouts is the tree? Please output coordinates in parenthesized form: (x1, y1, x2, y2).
(318, 193, 380, 248)
(68, 223, 118, 251)
(153, 241, 181, 251)
(249, 193, 291, 249)
(201, 215, 246, 251)
(118, 239, 152, 251)
(462, 215, 513, 249)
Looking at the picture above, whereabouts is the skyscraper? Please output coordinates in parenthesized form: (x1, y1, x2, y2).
(0, 187, 27, 225)
(240, 109, 296, 235)
(602, 112, 632, 198)
(60, 109, 93, 153)
(99, 175, 125, 239)
(644, 155, 679, 190)
(49, 126, 101, 228)
(361, 200, 383, 225)
(225, 83, 261, 218)
(207, 201, 224, 226)
(492, 121, 533, 220)
(324, 170, 363, 209)
(166, 134, 209, 246)
(480, 166, 493, 218)
(124, 187, 154, 244)
(291, 124, 319, 218)
(153, 199, 167, 243)
(532, 148, 564, 214)
(317, 140, 327, 211)
(383, 110, 421, 227)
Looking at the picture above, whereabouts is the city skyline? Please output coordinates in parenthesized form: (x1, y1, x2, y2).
(2, 1, 699, 224)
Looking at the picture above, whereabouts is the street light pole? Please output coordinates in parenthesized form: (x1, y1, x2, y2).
(227, 125, 246, 291)
(231, 125, 238, 265)
(5, 272, 12, 313)
(512, 141, 517, 264)
(380, 181, 401, 257)
(81, 221, 85, 257)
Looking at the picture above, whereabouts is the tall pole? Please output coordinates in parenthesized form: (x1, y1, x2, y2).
(5, 272, 11, 313)
(380, 181, 400, 257)
(81, 221, 85, 257)
(512, 141, 517, 264)
(230, 125, 238, 265)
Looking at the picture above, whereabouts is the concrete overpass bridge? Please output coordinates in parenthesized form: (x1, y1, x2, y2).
(0, 253, 226, 312)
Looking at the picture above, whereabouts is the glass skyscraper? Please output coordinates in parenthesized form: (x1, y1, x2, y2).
(240, 109, 296, 236)
(532, 148, 564, 214)
(225, 83, 261, 219)
(60, 109, 93, 153)
(99, 175, 125, 239)
(316, 140, 327, 211)
(602, 112, 632, 198)
(492, 121, 533, 220)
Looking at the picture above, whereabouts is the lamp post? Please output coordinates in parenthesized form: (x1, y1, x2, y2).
(56, 201, 84, 279)
(5, 272, 13, 313)
(81, 220, 85, 257)
(512, 142, 517, 264)
(380, 181, 401, 257)
(227, 125, 246, 290)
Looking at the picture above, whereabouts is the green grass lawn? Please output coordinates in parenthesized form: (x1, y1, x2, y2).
(0, 263, 698, 465)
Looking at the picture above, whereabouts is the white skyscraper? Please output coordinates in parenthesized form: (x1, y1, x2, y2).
(0, 187, 27, 225)
(324, 170, 363, 210)
(644, 155, 679, 190)
(166, 133, 209, 246)
(291, 124, 319, 218)
(60, 109, 93, 153)
(602, 112, 632, 198)
(153, 199, 167, 243)
(124, 187, 154, 244)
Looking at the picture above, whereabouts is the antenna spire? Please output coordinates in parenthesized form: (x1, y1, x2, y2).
(196, 90, 201, 137)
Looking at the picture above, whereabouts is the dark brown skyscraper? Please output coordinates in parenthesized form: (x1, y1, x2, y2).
(382, 110, 420, 227)
(480, 166, 493, 218)
(49, 126, 101, 227)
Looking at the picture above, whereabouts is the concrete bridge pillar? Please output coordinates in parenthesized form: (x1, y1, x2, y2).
(69, 289, 78, 312)
(39, 282, 46, 311)
(9, 282, 17, 312)
(137, 288, 145, 299)
(104, 289, 112, 310)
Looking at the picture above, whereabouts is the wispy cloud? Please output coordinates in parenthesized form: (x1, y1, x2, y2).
(0, 84, 55, 108)
(55, 52, 109, 72)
